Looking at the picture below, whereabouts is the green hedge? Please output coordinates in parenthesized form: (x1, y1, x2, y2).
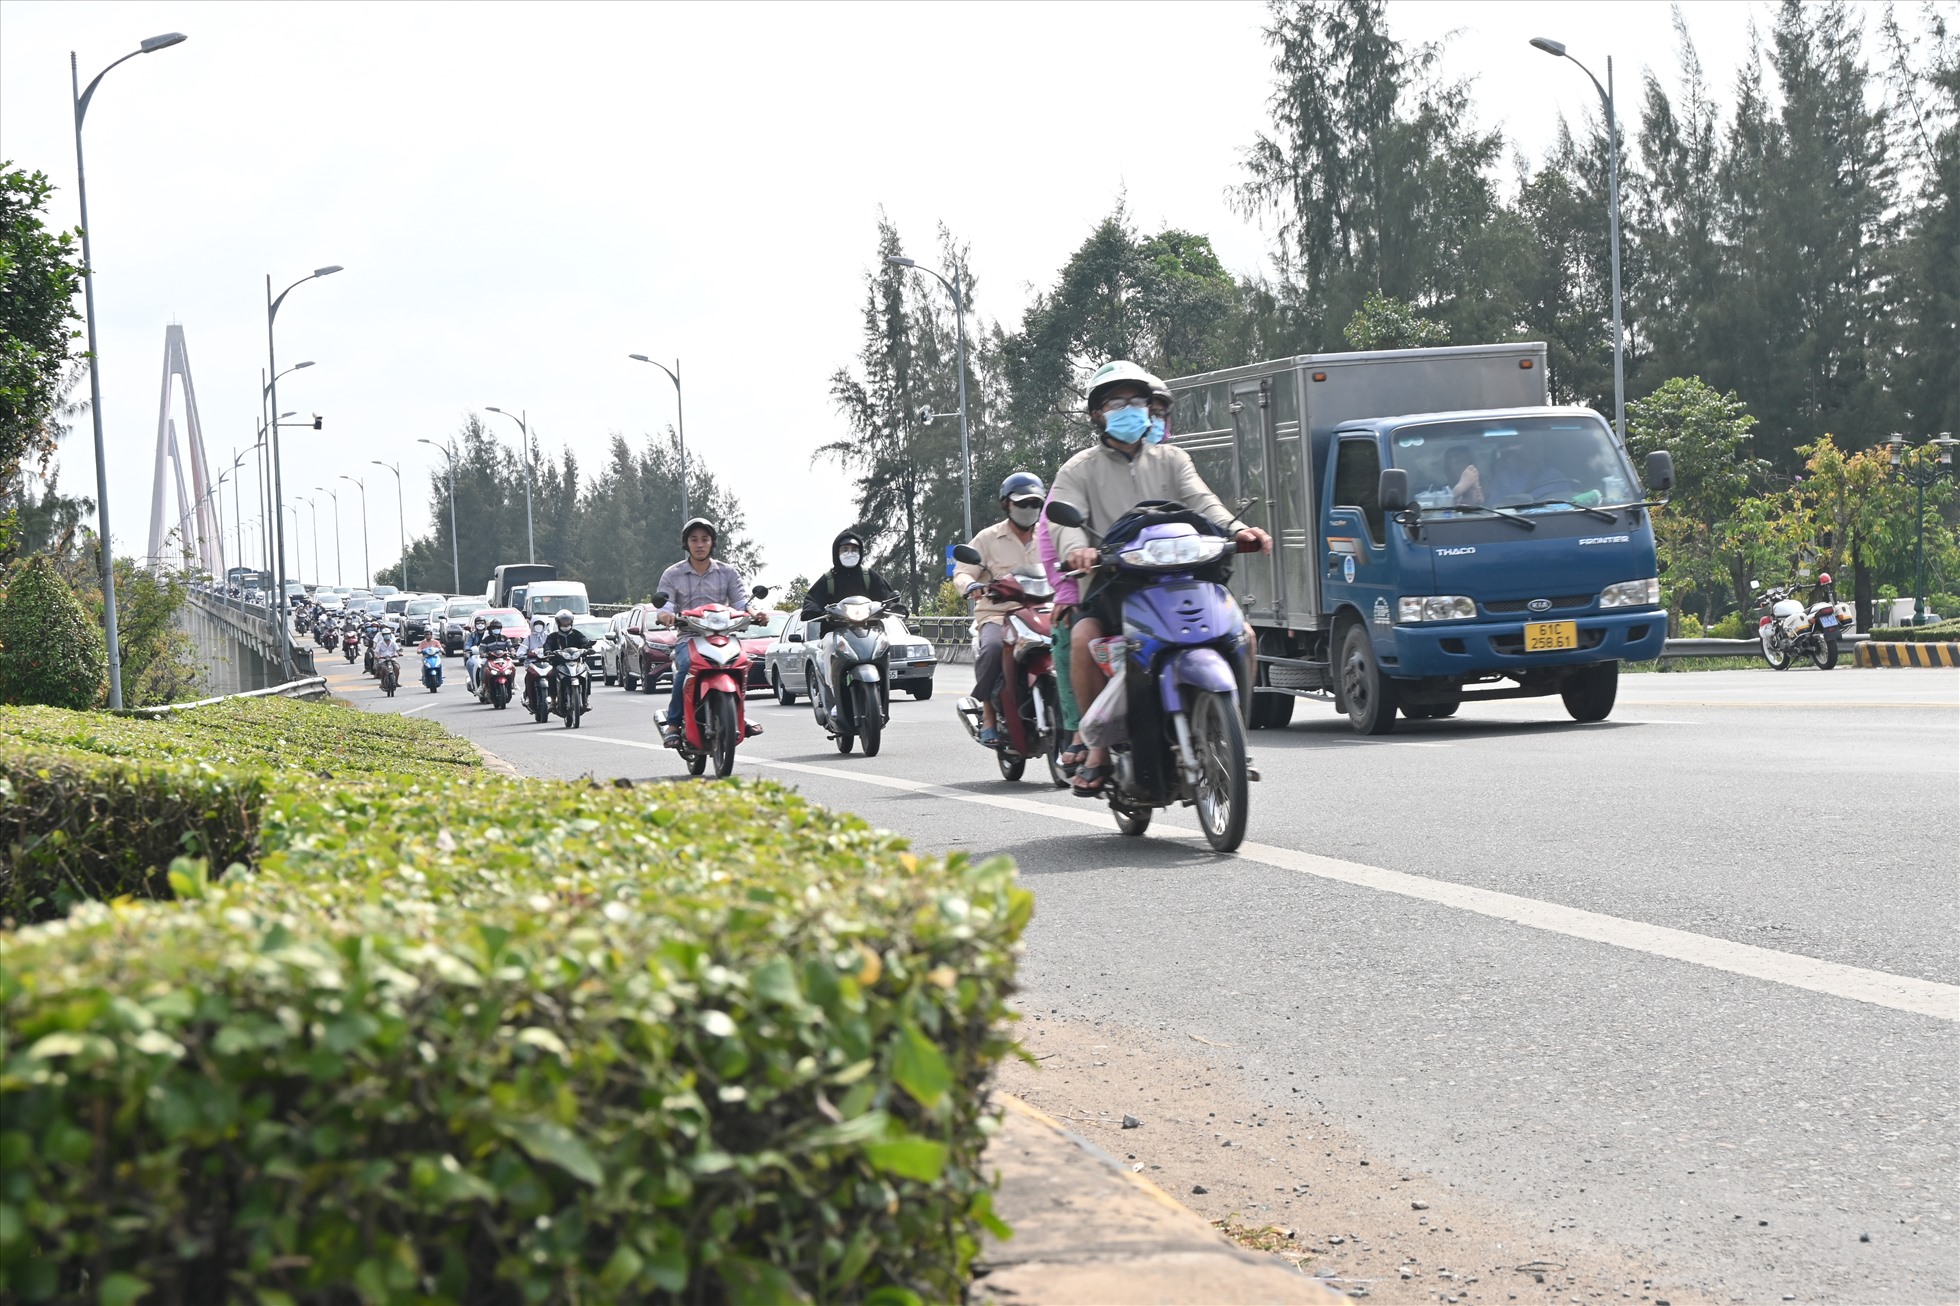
(1868, 618, 1960, 642)
(0, 706, 1027, 1304)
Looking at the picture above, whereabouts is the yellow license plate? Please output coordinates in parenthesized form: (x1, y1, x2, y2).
(1524, 620, 1578, 652)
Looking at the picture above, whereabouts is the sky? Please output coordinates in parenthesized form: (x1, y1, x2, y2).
(0, 0, 1900, 592)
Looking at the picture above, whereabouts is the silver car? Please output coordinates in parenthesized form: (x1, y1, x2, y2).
(763, 613, 937, 704)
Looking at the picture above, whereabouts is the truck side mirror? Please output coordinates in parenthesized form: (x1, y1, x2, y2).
(1378, 468, 1410, 513)
(951, 544, 983, 565)
(1044, 500, 1086, 528)
(1645, 450, 1675, 494)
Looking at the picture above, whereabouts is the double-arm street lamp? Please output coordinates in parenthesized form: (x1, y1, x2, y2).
(316, 484, 344, 587)
(626, 355, 688, 520)
(372, 461, 406, 591)
(339, 474, 370, 589)
(297, 495, 322, 587)
(266, 266, 342, 674)
(483, 407, 537, 562)
(1530, 35, 1626, 443)
(1885, 433, 1959, 627)
(886, 256, 974, 538)
(72, 30, 189, 708)
(417, 437, 462, 593)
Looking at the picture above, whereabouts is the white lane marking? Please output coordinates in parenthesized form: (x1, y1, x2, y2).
(398, 701, 439, 715)
(574, 734, 1956, 1024)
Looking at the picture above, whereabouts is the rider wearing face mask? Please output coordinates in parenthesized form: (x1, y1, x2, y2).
(952, 472, 1047, 747)
(800, 529, 899, 626)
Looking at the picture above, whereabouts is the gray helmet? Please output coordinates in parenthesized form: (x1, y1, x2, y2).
(680, 516, 718, 546)
(999, 471, 1045, 503)
(554, 608, 575, 630)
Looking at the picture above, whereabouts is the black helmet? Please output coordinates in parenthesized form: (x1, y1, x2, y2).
(681, 517, 718, 546)
(999, 471, 1045, 503)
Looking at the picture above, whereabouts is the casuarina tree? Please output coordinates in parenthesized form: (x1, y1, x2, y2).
(0, 554, 106, 709)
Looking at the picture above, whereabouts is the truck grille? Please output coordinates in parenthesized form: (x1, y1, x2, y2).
(1484, 594, 1595, 614)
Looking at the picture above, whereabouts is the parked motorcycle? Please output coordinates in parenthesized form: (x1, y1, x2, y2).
(807, 595, 900, 757)
(547, 648, 589, 728)
(478, 646, 516, 710)
(1751, 574, 1850, 671)
(657, 585, 770, 777)
(949, 548, 1067, 786)
(377, 652, 400, 697)
(420, 645, 444, 693)
(1046, 499, 1259, 853)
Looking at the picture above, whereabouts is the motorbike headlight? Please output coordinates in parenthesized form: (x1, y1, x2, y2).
(1117, 535, 1228, 569)
(841, 601, 872, 623)
(1599, 578, 1661, 609)
(1396, 595, 1476, 623)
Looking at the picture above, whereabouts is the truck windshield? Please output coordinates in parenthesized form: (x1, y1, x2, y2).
(1391, 416, 1636, 517)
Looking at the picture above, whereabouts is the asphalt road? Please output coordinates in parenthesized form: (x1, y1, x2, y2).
(321, 647, 1958, 1303)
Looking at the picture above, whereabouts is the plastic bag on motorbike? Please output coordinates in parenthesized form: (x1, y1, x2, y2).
(1078, 639, 1130, 748)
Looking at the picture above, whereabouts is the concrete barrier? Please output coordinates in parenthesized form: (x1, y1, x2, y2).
(1856, 641, 1960, 668)
(126, 676, 330, 716)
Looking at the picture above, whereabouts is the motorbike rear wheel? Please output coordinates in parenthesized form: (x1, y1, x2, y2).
(1190, 690, 1250, 853)
(853, 681, 883, 758)
(1810, 634, 1839, 671)
(709, 691, 739, 778)
(808, 666, 829, 727)
(1040, 680, 1069, 789)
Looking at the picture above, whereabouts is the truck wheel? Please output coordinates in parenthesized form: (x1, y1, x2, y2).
(1338, 622, 1399, 735)
(1561, 662, 1619, 722)
(1249, 689, 1295, 730)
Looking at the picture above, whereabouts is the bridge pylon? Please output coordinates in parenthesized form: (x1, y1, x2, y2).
(145, 325, 219, 576)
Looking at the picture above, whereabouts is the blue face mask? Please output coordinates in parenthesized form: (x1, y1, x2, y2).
(1103, 407, 1149, 443)
(1145, 416, 1167, 445)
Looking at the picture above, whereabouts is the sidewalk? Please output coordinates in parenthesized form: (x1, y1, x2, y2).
(981, 1096, 1342, 1305)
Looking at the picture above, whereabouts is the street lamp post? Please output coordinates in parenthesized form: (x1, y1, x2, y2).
(626, 355, 689, 520)
(417, 437, 461, 593)
(886, 256, 974, 538)
(266, 267, 342, 667)
(298, 495, 322, 587)
(1529, 36, 1625, 443)
(483, 408, 536, 562)
(340, 474, 370, 589)
(71, 30, 189, 708)
(228, 449, 248, 581)
(317, 485, 343, 586)
(372, 460, 406, 591)
(1885, 433, 1959, 627)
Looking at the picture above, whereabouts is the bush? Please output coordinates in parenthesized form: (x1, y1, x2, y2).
(1707, 612, 1747, 639)
(0, 704, 1026, 1304)
(1868, 618, 1960, 642)
(0, 555, 105, 709)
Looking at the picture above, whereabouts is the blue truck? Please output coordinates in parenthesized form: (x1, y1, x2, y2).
(1166, 343, 1674, 733)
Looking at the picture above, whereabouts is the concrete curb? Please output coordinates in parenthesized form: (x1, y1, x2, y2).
(979, 1093, 1341, 1304)
(472, 743, 523, 777)
(1856, 641, 1960, 667)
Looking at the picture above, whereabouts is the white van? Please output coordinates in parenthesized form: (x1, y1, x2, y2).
(522, 582, 591, 620)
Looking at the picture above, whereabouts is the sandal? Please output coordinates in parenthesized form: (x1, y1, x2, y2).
(662, 725, 682, 748)
(1058, 736, 1088, 774)
(1071, 763, 1113, 798)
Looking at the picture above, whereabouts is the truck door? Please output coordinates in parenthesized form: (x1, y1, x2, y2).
(1229, 378, 1281, 623)
(1321, 432, 1398, 652)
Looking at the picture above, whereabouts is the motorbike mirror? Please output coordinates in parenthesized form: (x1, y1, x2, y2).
(951, 544, 983, 565)
(752, 584, 771, 599)
(1378, 467, 1410, 513)
(651, 591, 669, 607)
(1749, 579, 1761, 590)
(625, 626, 643, 636)
(1645, 450, 1675, 494)
(1043, 500, 1086, 528)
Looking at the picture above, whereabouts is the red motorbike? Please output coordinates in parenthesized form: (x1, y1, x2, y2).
(479, 648, 517, 709)
(949, 554, 1068, 787)
(656, 587, 768, 778)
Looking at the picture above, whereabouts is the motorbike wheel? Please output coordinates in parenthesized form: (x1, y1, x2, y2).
(563, 685, 582, 729)
(1810, 634, 1839, 671)
(996, 749, 1026, 782)
(853, 681, 883, 758)
(1190, 690, 1250, 852)
(1760, 630, 1791, 671)
(492, 683, 508, 710)
(533, 689, 550, 724)
(709, 691, 739, 778)
(807, 666, 828, 727)
(686, 746, 708, 776)
(773, 668, 796, 706)
(1338, 622, 1399, 735)
(1040, 680, 1069, 789)
(1112, 802, 1152, 837)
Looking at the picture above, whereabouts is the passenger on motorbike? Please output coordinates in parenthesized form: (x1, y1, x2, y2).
(655, 517, 767, 748)
(1051, 360, 1271, 796)
(954, 472, 1047, 747)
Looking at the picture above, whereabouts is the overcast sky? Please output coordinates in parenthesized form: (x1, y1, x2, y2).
(0, 1, 1887, 591)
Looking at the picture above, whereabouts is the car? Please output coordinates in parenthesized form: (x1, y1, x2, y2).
(741, 610, 791, 690)
(370, 584, 400, 598)
(438, 596, 486, 653)
(570, 616, 612, 681)
(614, 603, 678, 693)
(401, 593, 448, 642)
(764, 613, 936, 704)
(600, 611, 633, 685)
(470, 607, 529, 641)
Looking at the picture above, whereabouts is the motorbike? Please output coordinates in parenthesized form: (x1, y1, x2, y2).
(948, 549, 1067, 787)
(342, 628, 360, 663)
(1046, 499, 1260, 853)
(377, 651, 401, 697)
(656, 585, 770, 777)
(547, 647, 588, 728)
(1751, 574, 1850, 671)
(524, 654, 551, 723)
(420, 645, 444, 693)
(807, 594, 901, 757)
(478, 646, 516, 710)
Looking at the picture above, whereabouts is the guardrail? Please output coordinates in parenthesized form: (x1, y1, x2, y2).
(124, 675, 330, 716)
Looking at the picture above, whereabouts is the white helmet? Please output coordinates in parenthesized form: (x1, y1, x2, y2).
(554, 608, 575, 630)
(1085, 360, 1169, 414)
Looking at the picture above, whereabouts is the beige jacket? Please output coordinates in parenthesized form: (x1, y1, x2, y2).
(953, 518, 1043, 625)
(1048, 441, 1244, 562)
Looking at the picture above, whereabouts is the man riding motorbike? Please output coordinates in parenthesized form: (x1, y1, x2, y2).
(800, 529, 903, 732)
(953, 472, 1047, 748)
(1051, 360, 1272, 796)
(542, 608, 592, 714)
(654, 517, 767, 749)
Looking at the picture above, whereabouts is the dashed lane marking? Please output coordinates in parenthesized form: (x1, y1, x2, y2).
(577, 732, 1957, 1023)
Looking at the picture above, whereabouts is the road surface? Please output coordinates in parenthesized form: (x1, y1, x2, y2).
(321, 648, 1958, 1303)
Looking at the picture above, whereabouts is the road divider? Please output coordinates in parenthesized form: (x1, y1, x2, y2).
(1857, 640, 1960, 667)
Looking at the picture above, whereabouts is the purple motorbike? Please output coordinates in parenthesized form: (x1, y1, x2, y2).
(1048, 500, 1256, 851)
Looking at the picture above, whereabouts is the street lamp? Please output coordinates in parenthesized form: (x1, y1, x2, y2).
(1529, 35, 1626, 443)
(339, 474, 370, 589)
(627, 355, 689, 520)
(482, 408, 537, 562)
(886, 255, 974, 538)
(298, 495, 322, 587)
(227, 449, 249, 581)
(1885, 433, 1959, 627)
(316, 484, 344, 587)
(71, 30, 189, 708)
(418, 437, 461, 593)
(372, 460, 407, 591)
(266, 265, 342, 674)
